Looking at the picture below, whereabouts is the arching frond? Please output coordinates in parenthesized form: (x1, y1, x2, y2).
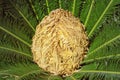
(80, 0, 120, 38)
(70, 57, 120, 80)
(0, 18, 31, 47)
(86, 9, 120, 60)
(9, 0, 37, 31)
(0, 63, 46, 80)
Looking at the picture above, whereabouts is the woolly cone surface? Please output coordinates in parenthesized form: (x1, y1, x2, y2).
(32, 9, 89, 76)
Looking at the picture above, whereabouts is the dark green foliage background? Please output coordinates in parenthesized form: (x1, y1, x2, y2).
(0, 0, 120, 80)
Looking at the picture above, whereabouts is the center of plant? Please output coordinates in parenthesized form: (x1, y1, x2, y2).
(31, 9, 89, 76)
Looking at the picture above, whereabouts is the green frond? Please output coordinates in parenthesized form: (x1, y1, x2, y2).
(80, 0, 93, 24)
(88, 0, 113, 36)
(79, 12, 120, 79)
(45, 0, 50, 14)
(48, 75, 63, 80)
(85, 14, 120, 60)
(28, 0, 39, 22)
(0, 39, 32, 58)
(46, 0, 59, 12)
(72, 70, 120, 80)
(59, 0, 62, 8)
(0, 28, 32, 64)
(0, 62, 63, 80)
(0, 45, 32, 59)
(9, 0, 38, 31)
(72, 0, 83, 17)
(0, 18, 31, 47)
(0, 63, 44, 80)
(66, 57, 120, 80)
(28, 0, 47, 21)
(0, 41, 32, 64)
(81, 54, 120, 66)
(60, 0, 73, 11)
(80, 0, 120, 38)
(72, 0, 76, 15)
(81, 9, 120, 68)
(67, 58, 120, 80)
(84, 0, 94, 27)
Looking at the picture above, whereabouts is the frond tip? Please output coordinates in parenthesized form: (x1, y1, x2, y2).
(31, 9, 89, 76)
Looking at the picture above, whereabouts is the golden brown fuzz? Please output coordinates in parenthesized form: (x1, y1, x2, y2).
(31, 9, 89, 76)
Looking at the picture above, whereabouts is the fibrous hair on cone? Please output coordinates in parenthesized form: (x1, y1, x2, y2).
(31, 9, 89, 76)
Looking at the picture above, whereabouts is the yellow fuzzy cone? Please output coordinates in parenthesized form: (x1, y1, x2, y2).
(31, 9, 89, 76)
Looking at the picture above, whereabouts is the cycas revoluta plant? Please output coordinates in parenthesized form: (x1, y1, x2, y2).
(0, 0, 120, 80)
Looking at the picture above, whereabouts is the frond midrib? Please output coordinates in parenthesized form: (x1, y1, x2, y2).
(72, 0, 76, 15)
(46, 0, 50, 14)
(80, 70, 120, 75)
(59, 0, 62, 8)
(84, 0, 94, 27)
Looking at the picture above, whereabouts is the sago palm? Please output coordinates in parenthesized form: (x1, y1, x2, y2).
(0, 0, 120, 80)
